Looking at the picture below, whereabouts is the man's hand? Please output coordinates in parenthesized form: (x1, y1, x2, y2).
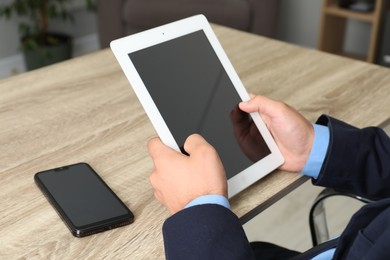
(230, 105, 271, 162)
(239, 94, 314, 172)
(148, 134, 227, 214)
(148, 95, 314, 213)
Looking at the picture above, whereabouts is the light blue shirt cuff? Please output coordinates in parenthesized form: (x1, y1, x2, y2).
(301, 124, 330, 179)
(185, 194, 231, 210)
(311, 248, 336, 260)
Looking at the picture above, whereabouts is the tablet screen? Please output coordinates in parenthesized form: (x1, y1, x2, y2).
(129, 30, 271, 179)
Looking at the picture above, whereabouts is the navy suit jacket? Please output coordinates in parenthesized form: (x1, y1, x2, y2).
(162, 115, 390, 259)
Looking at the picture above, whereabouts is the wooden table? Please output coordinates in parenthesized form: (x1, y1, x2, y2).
(1, 25, 389, 259)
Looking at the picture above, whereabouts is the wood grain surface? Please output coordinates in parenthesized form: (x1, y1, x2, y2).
(1, 25, 389, 259)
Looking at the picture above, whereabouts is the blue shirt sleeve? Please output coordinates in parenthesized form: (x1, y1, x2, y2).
(310, 248, 335, 260)
(185, 194, 230, 209)
(301, 124, 330, 179)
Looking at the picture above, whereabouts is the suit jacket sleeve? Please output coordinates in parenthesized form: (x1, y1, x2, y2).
(313, 115, 390, 200)
(162, 204, 255, 260)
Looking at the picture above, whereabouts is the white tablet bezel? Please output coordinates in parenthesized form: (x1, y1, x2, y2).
(111, 15, 284, 198)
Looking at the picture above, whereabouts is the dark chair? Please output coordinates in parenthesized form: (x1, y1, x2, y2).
(97, 0, 280, 48)
(309, 187, 372, 246)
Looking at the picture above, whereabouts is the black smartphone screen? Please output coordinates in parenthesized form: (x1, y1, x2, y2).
(35, 163, 134, 237)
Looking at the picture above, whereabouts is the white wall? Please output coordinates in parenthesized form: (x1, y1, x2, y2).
(277, 0, 322, 48)
(0, 17, 20, 58)
(277, 0, 370, 56)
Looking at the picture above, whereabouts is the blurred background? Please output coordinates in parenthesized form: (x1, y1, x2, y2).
(1, 0, 388, 79)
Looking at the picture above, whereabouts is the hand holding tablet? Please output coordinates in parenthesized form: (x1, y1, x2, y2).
(111, 15, 284, 197)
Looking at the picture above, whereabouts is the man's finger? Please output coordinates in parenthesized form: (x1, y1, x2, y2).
(239, 95, 282, 117)
(183, 134, 209, 155)
(148, 137, 173, 158)
(148, 137, 185, 167)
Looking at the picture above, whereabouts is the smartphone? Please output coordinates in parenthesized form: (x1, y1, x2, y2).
(34, 162, 134, 237)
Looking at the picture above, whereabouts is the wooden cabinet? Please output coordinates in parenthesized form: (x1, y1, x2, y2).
(318, 0, 389, 63)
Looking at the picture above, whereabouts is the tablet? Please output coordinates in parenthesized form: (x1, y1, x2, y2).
(111, 15, 284, 198)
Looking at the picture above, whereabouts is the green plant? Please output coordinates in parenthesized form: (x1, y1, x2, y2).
(0, 0, 95, 51)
